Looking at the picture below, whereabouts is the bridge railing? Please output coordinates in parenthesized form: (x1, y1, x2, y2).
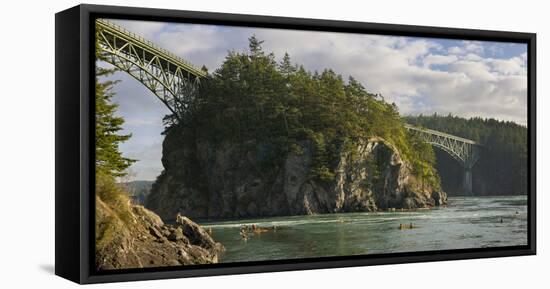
(404, 124, 478, 145)
(96, 19, 207, 78)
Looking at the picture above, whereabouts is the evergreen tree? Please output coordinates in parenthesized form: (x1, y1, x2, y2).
(248, 35, 265, 57)
(279, 52, 296, 77)
(95, 66, 135, 177)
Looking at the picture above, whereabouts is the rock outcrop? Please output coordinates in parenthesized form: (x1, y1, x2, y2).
(95, 196, 224, 270)
(146, 129, 446, 220)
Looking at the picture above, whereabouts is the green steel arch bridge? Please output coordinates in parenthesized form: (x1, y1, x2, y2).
(96, 19, 481, 195)
(96, 19, 206, 121)
(405, 124, 481, 195)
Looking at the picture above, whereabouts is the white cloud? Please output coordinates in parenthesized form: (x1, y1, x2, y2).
(464, 53, 482, 61)
(423, 54, 458, 67)
(520, 52, 527, 62)
(447, 60, 497, 81)
(448, 46, 464, 54)
(486, 57, 526, 76)
(463, 41, 485, 54)
(110, 19, 165, 40)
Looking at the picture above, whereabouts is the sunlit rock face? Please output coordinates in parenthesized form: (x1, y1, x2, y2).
(145, 128, 446, 220)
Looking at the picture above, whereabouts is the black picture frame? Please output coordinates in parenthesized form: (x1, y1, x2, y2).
(55, 4, 536, 284)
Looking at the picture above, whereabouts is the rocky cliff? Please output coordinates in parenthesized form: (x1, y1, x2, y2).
(95, 195, 224, 270)
(145, 128, 446, 220)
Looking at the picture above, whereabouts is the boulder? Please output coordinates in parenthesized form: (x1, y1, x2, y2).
(95, 196, 224, 270)
(175, 214, 224, 253)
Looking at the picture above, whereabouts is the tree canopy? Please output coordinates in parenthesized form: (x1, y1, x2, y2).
(170, 36, 440, 188)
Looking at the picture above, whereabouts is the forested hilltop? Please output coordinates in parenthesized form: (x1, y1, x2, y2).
(405, 114, 527, 196)
(146, 37, 446, 220)
(188, 37, 440, 186)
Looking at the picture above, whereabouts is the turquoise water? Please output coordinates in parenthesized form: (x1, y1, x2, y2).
(200, 196, 528, 263)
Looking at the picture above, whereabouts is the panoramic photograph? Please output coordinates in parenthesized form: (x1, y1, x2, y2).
(94, 18, 528, 270)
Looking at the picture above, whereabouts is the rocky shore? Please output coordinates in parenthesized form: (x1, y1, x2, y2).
(95, 196, 224, 270)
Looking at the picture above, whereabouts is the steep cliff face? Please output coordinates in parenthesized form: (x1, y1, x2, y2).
(95, 195, 224, 270)
(146, 131, 446, 220)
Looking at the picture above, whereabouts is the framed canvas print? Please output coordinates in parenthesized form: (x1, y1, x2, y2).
(55, 4, 536, 284)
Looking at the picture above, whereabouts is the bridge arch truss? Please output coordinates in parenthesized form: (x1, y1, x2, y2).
(405, 124, 482, 195)
(95, 19, 207, 120)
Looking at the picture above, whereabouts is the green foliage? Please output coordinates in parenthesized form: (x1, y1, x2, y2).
(95, 172, 134, 226)
(95, 172, 136, 251)
(171, 36, 439, 187)
(309, 132, 335, 182)
(407, 131, 441, 190)
(405, 114, 527, 195)
(95, 66, 135, 177)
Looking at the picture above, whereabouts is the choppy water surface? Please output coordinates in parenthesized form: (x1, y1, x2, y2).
(200, 196, 528, 263)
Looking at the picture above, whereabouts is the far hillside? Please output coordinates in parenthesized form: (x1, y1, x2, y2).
(405, 114, 527, 196)
(121, 180, 154, 204)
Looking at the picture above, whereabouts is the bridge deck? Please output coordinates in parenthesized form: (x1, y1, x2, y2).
(404, 124, 478, 145)
(96, 19, 207, 78)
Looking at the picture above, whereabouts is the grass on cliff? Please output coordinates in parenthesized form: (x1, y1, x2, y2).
(95, 172, 134, 251)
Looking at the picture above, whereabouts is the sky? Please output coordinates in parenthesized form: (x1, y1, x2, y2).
(99, 19, 528, 181)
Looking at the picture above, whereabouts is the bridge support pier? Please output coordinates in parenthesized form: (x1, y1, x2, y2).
(405, 124, 481, 196)
(463, 168, 473, 196)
